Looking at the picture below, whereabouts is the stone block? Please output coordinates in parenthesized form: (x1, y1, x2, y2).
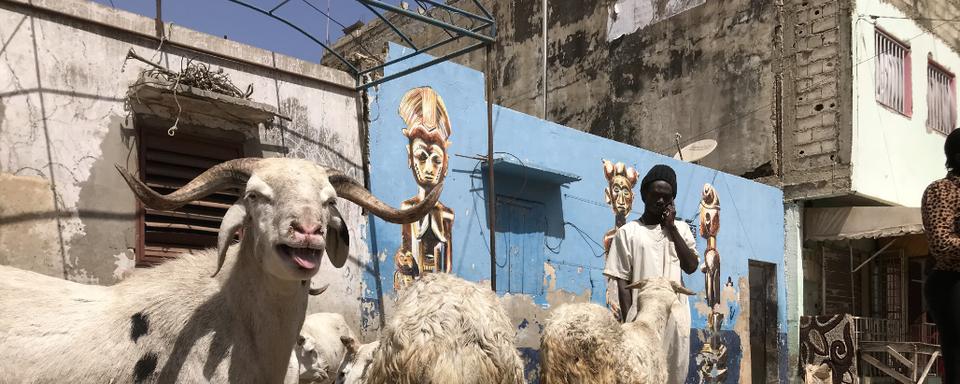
(812, 126, 835, 141)
(811, 17, 837, 34)
(797, 114, 823, 130)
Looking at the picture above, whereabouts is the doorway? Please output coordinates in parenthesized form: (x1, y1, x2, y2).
(749, 260, 779, 383)
(494, 195, 546, 296)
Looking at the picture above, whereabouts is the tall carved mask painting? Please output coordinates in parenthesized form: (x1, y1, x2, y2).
(399, 87, 453, 188)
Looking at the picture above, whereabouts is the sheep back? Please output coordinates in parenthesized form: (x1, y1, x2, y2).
(540, 302, 621, 384)
(365, 273, 524, 384)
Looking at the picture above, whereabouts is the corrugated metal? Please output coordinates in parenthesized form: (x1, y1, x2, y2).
(804, 207, 924, 242)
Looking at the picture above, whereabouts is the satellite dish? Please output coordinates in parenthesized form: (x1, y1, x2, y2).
(673, 139, 718, 162)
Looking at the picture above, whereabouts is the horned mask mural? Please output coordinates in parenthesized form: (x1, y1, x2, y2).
(393, 87, 455, 291)
(601, 160, 639, 320)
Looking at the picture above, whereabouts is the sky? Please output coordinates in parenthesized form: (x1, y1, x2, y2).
(91, 0, 380, 64)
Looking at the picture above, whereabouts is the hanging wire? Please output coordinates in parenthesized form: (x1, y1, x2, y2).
(300, 0, 380, 60)
(655, 20, 954, 155)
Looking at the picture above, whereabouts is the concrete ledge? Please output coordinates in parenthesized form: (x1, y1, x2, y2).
(128, 79, 279, 123)
(2, 0, 356, 89)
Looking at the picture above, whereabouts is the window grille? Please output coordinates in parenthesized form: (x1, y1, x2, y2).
(927, 62, 956, 135)
(876, 29, 912, 115)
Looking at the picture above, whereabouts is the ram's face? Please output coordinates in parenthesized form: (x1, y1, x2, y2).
(242, 161, 346, 281)
(337, 339, 379, 384)
(295, 335, 328, 382)
(118, 156, 443, 280)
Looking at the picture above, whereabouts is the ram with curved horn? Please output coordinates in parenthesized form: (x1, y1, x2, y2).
(0, 157, 440, 384)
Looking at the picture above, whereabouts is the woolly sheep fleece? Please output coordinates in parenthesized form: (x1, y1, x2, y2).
(540, 278, 691, 384)
(540, 303, 622, 384)
(364, 273, 524, 384)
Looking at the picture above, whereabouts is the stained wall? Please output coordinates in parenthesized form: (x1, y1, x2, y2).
(0, 0, 366, 326)
(365, 43, 789, 383)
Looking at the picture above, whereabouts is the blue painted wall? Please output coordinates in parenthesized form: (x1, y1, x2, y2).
(364, 43, 787, 383)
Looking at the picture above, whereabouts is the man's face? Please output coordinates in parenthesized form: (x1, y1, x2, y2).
(609, 175, 635, 215)
(408, 137, 446, 187)
(642, 180, 674, 216)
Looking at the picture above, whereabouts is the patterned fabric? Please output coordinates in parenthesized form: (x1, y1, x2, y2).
(922, 174, 960, 272)
(798, 314, 859, 384)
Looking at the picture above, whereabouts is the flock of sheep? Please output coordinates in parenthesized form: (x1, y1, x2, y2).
(0, 158, 692, 383)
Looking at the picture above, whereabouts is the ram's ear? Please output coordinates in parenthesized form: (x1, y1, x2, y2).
(325, 203, 349, 268)
(213, 203, 247, 277)
(340, 335, 359, 355)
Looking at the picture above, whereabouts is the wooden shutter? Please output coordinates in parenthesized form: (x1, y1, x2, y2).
(136, 128, 244, 266)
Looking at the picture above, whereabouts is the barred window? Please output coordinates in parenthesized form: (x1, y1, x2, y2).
(136, 123, 244, 266)
(927, 62, 956, 135)
(875, 29, 912, 116)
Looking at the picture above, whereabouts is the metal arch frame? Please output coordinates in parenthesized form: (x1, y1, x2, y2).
(221, 0, 496, 91)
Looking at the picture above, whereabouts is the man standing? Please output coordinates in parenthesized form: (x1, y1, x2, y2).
(604, 164, 700, 384)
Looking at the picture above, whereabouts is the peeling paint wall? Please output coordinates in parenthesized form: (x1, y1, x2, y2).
(365, 43, 788, 383)
(0, 1, 366, 327)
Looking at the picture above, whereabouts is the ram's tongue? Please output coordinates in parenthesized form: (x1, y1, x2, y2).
(289, 248, 319, 269)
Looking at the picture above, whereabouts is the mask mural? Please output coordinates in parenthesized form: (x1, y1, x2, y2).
(392, 87, 455, 291)
(601, 160, 639, 320)
(696, 183, 728, 382)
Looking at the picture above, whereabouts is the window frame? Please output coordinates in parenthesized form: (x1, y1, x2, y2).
(875, 27, 913, 117)
(926, 59, 957, 135)
(134, 118, 246, 267)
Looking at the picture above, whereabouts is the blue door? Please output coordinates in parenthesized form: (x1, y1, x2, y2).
(495, 196, 546, 296)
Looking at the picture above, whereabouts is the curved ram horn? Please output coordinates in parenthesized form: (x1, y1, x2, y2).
(327, 171, 443, 224)
(115, 158, 262, 211)
(308, 283, 330, 296)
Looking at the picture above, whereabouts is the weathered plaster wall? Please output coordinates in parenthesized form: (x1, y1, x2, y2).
(849, 0, 960, 207)
(365, 43, 788, 383)
(328, 0, 782, 180)
(0, 0, 366, 326)
(784, 202, 804, 384)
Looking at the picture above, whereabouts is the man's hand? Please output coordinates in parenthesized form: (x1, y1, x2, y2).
(662, 202, 677, 229)
(660, 200, 699, 274)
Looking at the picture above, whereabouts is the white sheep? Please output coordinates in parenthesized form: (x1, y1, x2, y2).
(285, 312, 358, 384)
(337, 339, 380, 384)
(540, 277, 695, 384)
(344, 273, 525, 384)
(0, 157, 440, 384)
(540, 303, 622, 384)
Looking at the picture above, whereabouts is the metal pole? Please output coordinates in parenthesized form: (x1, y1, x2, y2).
(155, 0, 164, 38)
(485, 43, 497, 292)
(541, 0, 547, 119)
(356, 0, 495, 43)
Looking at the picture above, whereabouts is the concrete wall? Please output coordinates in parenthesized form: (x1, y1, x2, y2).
(0, 0, 366, 326)
(364, 42, 789, 383)
(780, 0, 855, 200)
(882, 0, 960, 54)
(328, 0, 783, 180)
(850, 0, 960, 207)
(784, 202, 804, 383)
